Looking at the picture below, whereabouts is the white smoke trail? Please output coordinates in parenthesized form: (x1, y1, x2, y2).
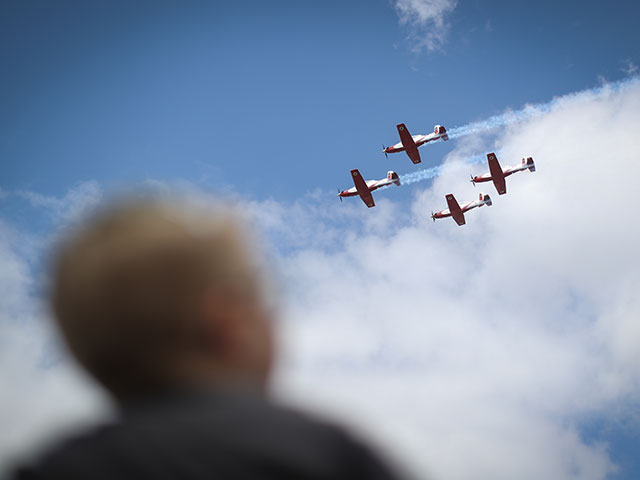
(447, 76, 639, 140)
(399, 164, 441, 185)
(400, 153, 486, 185)
(397, 76, 640, 187)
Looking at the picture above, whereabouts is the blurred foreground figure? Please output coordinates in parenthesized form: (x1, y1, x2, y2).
(14, 198, 402, 480)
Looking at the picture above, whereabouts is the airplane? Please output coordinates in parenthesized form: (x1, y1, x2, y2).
(338, 169, 401, 208)
(431, 192, 492, 226)
(382, 123, 449, 165)
(470, 152, 536, 195)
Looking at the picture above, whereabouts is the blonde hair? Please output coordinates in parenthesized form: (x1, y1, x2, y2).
(51, 198, 258, 397)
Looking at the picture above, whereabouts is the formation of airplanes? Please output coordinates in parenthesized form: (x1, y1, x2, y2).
(339, 121, 536, 226)
(339, 122, 448, 208)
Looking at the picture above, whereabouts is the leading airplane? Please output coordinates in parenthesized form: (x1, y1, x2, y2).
(382, 123, 449, 165)
(471, 153, 536, 195)
(431, 193, 492, 226)
(338, 169, 401, 208)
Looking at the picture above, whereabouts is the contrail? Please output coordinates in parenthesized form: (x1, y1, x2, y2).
(398, 165, 441, 185)
(447, 75, 638, 140)
(399, 153, 486, 186)
(397, 76, 639, 186)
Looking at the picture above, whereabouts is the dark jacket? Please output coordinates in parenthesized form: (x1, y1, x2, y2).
(13, 389, 403, 480)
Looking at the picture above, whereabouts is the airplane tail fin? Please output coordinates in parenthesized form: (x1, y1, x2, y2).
(435, 125, 449, 141)
(480, 193, 492, 206)
(387, 171, 401, 186)
(523, 157, 536, 172)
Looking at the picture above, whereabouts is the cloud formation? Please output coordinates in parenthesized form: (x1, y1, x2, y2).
(0, 214, 112, 470)
(2, 78, 640, 479)
(621, 59, 638, 76)
(266, 78, 640, 479)
(16, 181, 103, 225)
(394, 0, 458, 52)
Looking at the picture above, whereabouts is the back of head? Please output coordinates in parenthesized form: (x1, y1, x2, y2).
(51, 197, 274, 401)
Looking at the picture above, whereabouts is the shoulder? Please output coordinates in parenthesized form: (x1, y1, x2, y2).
(11, 423, 120, 480)
(12, 391, 404, 480)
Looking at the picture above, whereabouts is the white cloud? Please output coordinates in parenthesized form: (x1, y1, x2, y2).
(2, 80, 640, 479)
(394, 0, 458, 52)
(0, 220, 112, 471)
(621, 59, 638, 76)
(0, 181, 111, 470)
(16, 181, 103, 225)
(270, 80, 640, 479)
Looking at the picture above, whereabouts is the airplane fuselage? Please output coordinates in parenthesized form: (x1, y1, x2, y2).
(432, 193, 492, 225)
(339, 177, 394, 197)
(432, 199, 479, 219)
(385, 132, 447, 153)
(471, 162, 531, 183)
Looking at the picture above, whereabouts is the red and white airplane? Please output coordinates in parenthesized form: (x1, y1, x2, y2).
(338, 169, 401, 208)
(470, 152, 536, 195)
(431, 192, 492, 226)
(382, 123, 449, 165)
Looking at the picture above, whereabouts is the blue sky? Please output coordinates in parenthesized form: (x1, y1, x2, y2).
(2, 0, 639, 200)
(2, 2, 640, 479)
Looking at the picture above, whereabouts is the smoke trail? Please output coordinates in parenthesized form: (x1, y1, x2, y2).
(399, 164, 441, 185)
(368, 76, 638, 195)
(447, 76, 639, 140)
(397, 76, 639, 186)
(400, 153, 487, 186)
(447, 106, 547, 139)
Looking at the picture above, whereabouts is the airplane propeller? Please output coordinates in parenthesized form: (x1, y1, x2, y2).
(470, 174, 476, 187)
(431, 211, 436, 222)
(337, 188, 343, 203)
(382, 144, 388, 159)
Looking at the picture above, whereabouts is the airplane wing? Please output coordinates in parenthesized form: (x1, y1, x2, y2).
(445, 194, 465, 226)
(350, 169, 375, 208)
(397, 123, 422, 164)
(487, 152, 507, 195)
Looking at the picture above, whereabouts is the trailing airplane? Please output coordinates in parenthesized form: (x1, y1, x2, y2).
(431, 192, 492, 226)
(338, 169, 401, 208)
(382, 123, 449, 164)
(471, 153, 535, 195)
